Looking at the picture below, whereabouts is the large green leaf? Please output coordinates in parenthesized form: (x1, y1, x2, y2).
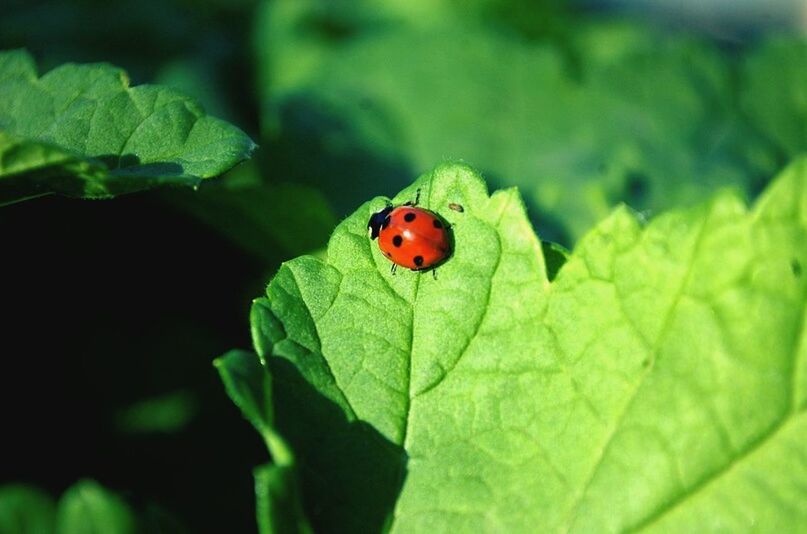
(0, 49, 256, 205)
(257, 8, 769, 242)
(244, 161, 807, 531)
(742, 37, 807, 162)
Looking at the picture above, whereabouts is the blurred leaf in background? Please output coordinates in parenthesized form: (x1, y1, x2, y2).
(115, 390, 198, 436)
(256, 0, 787, 243)
(741, 37, 807, 164)
(0, 485, 56, 534)
(0, 482, 132, 534)
(156, 58, 237, 123)
(56, 480, 137, 534)
(0, 479, 188, 534)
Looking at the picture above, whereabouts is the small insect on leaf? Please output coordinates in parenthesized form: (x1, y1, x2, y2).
(448, 202, 464, 212)
(368, 191, 452, 272)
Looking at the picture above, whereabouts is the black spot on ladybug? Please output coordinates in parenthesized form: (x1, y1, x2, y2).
(404, 212, 416, 222)
(433, 219, 443, 229)
(414, 255, 424, 267)
(393, 235, 403, 247)
(386, 251, 392, 257)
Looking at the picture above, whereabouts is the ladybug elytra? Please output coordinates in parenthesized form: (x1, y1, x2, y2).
(368, 190, 451, 274)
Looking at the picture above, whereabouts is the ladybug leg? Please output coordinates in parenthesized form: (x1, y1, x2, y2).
(390, 263, 398, 276)
(432, 269, 438, 280)
(403, 188, 421, 207)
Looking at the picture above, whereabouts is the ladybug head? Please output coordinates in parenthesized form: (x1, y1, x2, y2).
(367, 205, 393, 240)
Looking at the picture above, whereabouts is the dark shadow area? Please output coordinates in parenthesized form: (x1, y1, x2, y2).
(270, 358, 406, 533)
(522, 197, 574, 247)
(479, 168, 574, 246)
(111, 161, 185, 177)
(268, 93, 414, 216)
(298, 11, 363, 43)
(0, 192, 269, 532)
(97, 154, 185, 180)
(623, 170, 650, 207)
(1, 156, 191, 206)
(541, 240, 570, 282)
(111, 154, 146, 170)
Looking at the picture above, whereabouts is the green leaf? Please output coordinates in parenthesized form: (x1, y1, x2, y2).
(258, 12, 769, 242)
(0, 485, 56, 534)
(742, 37, 807, 161)
(215, 350, 311, 533)
(56, 480, 136, 534)
(247, 161, 807, 531)
(0, 49, 256, 205)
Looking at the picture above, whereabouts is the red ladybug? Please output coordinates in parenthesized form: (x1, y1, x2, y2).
(368, 191, 451, 273)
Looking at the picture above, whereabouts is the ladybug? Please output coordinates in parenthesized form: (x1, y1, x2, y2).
(368, 190, 451, 274)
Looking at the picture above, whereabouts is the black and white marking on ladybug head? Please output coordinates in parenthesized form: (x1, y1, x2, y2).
(367, 206, 393, 239)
